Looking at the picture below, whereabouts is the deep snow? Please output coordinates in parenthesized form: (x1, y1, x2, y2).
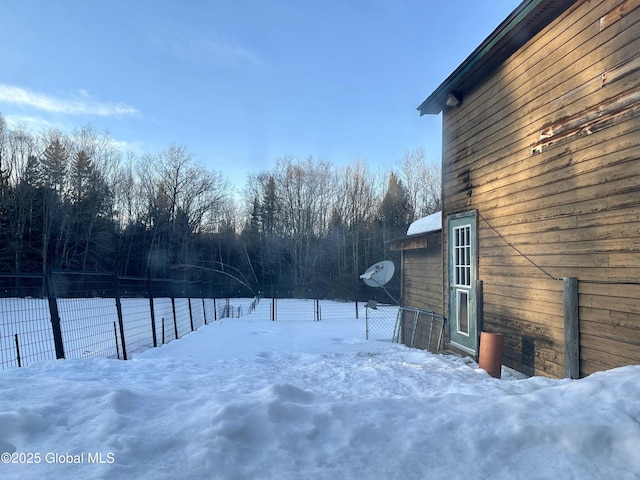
(1, 300, 639, 479)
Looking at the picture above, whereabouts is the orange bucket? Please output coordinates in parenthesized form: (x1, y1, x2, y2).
(478, 332, 504, 379)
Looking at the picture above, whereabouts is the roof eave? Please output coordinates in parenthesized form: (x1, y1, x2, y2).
(388, 229, 442, 251)
(417, 0, 576, 116)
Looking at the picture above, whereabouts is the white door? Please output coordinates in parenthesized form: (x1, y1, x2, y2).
(448, 212, 478, 354)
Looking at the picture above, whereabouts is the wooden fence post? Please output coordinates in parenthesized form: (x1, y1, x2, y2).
(563, 277, 579, 379)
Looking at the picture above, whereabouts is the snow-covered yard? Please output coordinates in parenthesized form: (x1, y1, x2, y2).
(1, 300, 639, 479)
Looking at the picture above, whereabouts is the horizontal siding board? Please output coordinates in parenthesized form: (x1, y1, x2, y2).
(484, 300, 564, 327)
(580, 315, 640, 346)
(481, 236, 640, 257)
(580, 333, 640, 363)
(579, 281, 640, 299)
(483, 282, 563, 308)
(402, 248, 443, 315)
(481, 252, 637, 269)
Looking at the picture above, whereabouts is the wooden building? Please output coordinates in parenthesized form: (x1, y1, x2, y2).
(417, 0, 640, 378)
(393, 212, 443, 315)
(390, 212, 443, 351)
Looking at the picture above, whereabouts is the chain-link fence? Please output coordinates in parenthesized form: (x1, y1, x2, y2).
(364, 301, 400, 342)
(363, 301, 446, 352)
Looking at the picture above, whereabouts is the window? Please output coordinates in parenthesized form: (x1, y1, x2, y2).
(457, 290, 469, 335)
(453, 225, 471, 287)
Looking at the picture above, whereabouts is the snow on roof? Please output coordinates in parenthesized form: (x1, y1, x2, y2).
(407, 210, 442, 235)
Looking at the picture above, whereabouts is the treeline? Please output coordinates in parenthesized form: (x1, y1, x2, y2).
(0, 114, 440, 299)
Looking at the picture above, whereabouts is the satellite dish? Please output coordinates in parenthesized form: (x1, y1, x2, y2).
(360, 260, 395, 288)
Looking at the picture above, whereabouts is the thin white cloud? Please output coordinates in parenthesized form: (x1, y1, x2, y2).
(0, 84, 141, 117)
(155, 29, 267, 67)
(3, 114, 71, 133)
(205, 33, 267, 67)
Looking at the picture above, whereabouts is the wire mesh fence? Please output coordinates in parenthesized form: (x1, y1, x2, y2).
(0, 274, 56, 369)
(117, 276, 154, 356)
(1, 270, 448, 370)
(152, 298, 176, 345)
(51, 271, 122, 360)
(0, 272, 226, 370)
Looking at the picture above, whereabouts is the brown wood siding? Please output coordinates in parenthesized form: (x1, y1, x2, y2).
(441, 0, 640, 377)
(579, 282, 640, 375)
(402, 245, 443, 315)
(401, 240, 444, 351)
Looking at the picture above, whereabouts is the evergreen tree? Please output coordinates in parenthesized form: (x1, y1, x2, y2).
(380, 172, 411, 241)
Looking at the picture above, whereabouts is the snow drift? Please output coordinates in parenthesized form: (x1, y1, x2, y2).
(1, 301, 639, 479)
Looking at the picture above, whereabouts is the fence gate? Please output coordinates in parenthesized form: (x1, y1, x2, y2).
(396, 307, 446, 353)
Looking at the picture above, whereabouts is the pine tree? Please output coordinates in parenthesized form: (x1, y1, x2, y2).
(380, 172, 411, 240)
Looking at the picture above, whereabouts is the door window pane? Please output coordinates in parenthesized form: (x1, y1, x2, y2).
(453, 225, 471, 287)
(457, 290, 469, 335)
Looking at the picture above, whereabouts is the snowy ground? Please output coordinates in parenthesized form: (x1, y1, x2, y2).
(1, 300, 639, 480)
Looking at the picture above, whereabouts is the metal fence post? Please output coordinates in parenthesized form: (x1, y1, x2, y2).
(188, 298, 194, 331)
(148, 278, 158, 348)
(112, 273, 128, 360)
(113, 322, 120, 359)
(14, 334, 22, 368)
(365, 307, 369, 340)
(410, 310, 419, 347)
(202, 297, 207, 325)
(45, 271, 65, 360)
(170, 281, 178, 339)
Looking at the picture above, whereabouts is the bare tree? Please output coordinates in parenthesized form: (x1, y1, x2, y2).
(141, 144, 230, 274)
(273, 156, 335, 292)
(0, 121, 39, 271)
(0, 115, 9, 194)
(397, 147, 441, 220)
(334, 158, 379, 294)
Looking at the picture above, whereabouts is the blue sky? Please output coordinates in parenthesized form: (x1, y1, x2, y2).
(0, 1, 520, 189)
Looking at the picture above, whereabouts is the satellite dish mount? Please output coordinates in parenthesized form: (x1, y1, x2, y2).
(360, 260, 398, 304)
